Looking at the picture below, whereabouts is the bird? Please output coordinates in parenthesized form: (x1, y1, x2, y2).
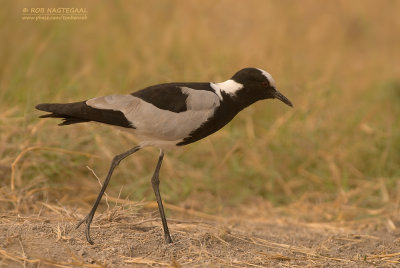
(35, 67, 293, 245)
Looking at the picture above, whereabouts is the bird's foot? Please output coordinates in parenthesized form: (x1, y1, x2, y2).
(164, 233, 173, 244)
(76, 213, 95, 245)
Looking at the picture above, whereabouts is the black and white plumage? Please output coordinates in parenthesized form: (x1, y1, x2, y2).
(36, 67, 293, 244)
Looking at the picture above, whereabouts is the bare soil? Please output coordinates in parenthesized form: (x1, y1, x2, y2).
(1, 198, 400, 268)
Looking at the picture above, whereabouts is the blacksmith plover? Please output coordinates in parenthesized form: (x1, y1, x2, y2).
(36, 67, 293, 244)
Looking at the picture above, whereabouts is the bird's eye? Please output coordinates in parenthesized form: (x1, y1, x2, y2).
(262, 81, 269, 87)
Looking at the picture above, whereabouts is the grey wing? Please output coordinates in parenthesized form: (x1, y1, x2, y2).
(180, 87, 220, 110)
(86, 94, 141, 114)
(85, 90, 220, 142)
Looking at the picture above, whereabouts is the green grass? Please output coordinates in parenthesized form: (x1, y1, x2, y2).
(1, 0, 400, 215)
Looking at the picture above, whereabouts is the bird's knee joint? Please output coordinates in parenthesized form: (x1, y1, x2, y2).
(112, 155, 123, 164)
(151, 176, 160, 186)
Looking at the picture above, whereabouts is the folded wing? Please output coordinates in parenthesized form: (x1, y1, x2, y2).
(36, 84, 221, 142)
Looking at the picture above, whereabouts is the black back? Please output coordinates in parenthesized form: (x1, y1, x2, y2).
(131, 82, 213, 113)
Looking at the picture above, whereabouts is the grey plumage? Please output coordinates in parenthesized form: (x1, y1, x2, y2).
(180, 87, 220, 110)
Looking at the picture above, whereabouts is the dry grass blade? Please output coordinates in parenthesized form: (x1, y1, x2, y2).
(366, 252, 400, 259)
(258, 252, 291, 261)
(0, 249, 26, 265)
(123, 256, 170, 265)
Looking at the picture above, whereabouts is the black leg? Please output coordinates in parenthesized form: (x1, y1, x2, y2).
(76, 145, 141, 244)
(151, 150, 173, 244)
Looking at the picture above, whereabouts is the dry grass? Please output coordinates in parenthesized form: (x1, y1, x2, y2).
(1, 185, 400, 267)
(1, 0, 400, 267)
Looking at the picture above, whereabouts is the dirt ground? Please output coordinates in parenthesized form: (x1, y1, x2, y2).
(1, 196, 400, 268)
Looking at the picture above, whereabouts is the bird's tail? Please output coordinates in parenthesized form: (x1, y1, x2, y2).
(35, 102, 91, 126)
(35, 101, 134, 128)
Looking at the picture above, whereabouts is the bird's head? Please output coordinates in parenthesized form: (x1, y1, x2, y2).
(230, 67, 293, 108)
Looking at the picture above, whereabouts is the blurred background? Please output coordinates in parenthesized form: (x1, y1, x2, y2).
(1, 0, 399, 220)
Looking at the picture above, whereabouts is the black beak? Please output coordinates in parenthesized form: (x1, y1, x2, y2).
(273, 89, 293, 107)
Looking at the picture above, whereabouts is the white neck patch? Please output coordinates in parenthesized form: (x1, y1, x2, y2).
(257, 68, 276, 88)
(210, 79, 243, 100)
